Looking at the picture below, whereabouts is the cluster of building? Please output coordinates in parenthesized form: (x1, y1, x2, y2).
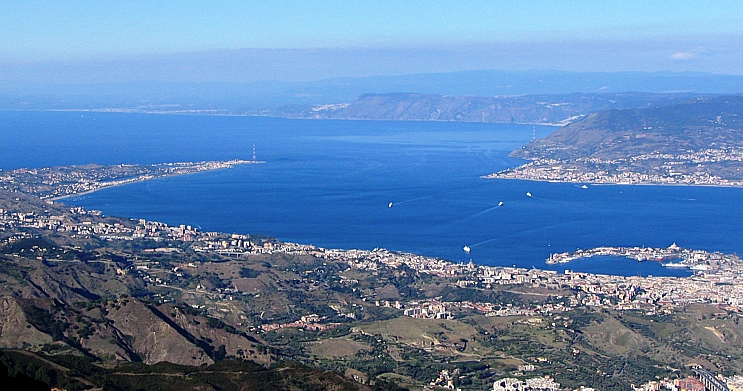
(6, 200, 743, 318)
(547, 244, 739, 266)
(400, 300, 451, 319)
(486, 368, 740, 391)
(608, 147, 743, 166)
(324, 245, 743, 315)
(0, 205, 113, 234)
(485, 146, 743, 187)
(633, 371, 743, 391)
(429, 368, 461, 390)
(492, 376, 563, 391)
(260, 315, 341, 332)
(7, 161, 743, 389)
(375, 297, 571, 319)
(0, 159, 261, 199)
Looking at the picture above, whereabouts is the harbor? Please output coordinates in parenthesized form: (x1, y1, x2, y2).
(546, 243, 741, 271)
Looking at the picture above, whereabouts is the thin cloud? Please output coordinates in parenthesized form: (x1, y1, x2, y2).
(671, 51, 696, 60)
(670, 47, 706, 60)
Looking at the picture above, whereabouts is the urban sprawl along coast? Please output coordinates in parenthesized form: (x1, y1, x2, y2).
(3, 181, 743, 320)
(4, 193, 743, 390)
(4, 161, 743, 390)
(486, 147, 743, 187)
(3, 161, 743, 319)
(0, 159, 263, 200)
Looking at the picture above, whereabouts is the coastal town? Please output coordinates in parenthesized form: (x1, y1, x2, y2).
(7, 197, 743, 318)
(0, 158, 263, 200)
(4, 193, 743, 389)
(485, 147, 743, 187)
(3, 162, 743, 390)
(546, 244, 739, 268)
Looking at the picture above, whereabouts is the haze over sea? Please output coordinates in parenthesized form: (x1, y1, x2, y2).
(5, 111, 742, 277)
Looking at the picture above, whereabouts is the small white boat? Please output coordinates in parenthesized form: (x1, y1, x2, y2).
(526, 192, 532, 197)
(581, 184, 589, 189)
(498, 201, 504, 206)
(661, 262, 688, 268)
(463, 245, 471, 253)
(388, 202, 393, 208)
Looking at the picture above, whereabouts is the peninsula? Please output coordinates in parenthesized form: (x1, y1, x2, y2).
(0, 159, 263, 200)
(546, 243, 740, 270)
(486, 96, 743, 187)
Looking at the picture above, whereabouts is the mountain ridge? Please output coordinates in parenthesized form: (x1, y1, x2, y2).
(4, 69, 743, 111)
(513, 95, 743, 159)
(284, 91, 713, 125)
(487, 95, 743, 186)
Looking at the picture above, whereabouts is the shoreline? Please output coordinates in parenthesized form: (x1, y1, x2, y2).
(482, 174, 743, 190)
(4, 159, 266, 201)
(14, 163, 736, 281)
(3, 108, 568, 127)
(51, 160, 265, 201)
(9, 158, 739, 279)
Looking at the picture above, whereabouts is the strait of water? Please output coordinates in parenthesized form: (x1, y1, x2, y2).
(4, 111, 740, 277)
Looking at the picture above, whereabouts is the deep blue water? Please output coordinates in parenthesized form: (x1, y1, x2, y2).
(4, 111, 738, 277)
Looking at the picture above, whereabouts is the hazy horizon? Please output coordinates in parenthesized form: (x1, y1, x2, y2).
(2, 1, 743, 85)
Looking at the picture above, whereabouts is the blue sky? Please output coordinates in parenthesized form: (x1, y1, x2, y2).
(2, 1, 743, 82)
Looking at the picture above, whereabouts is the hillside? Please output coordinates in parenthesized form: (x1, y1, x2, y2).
(281, 92, 706, 125)
(513, 95, 743, 159)
(0, 351, 376, 391)
(489, 95, 743, 185)
(3, 181, 743, 389)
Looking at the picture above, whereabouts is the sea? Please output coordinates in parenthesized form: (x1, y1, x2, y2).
(4, 110, 742, 277)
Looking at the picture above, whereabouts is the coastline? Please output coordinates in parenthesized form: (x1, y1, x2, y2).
(52, 160, 265, 201)
(38, 108, 569, 126)
(482, 173, 743, 190)
(7, 157, 741, 279)
(2, 159, 266, 201)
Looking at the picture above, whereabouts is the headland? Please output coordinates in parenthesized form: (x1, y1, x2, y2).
(486, 96, 743, 188)
(0, 159, 264, 200)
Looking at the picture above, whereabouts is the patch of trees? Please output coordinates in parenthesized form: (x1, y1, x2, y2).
(239, 267, 262, 278)
(438, 286, 522, 304)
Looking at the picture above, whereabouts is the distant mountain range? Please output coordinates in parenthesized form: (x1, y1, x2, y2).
(278, 92, 711, 125)
(3, 70, 743, 111)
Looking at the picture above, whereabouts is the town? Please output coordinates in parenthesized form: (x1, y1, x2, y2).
(485, 147, 743, 187)
(0, 158, 263, 200)
(3, 162, 743, 390)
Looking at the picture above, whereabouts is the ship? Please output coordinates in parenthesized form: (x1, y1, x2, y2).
(388, 202, 393, 208)
(661, 262, 688, 268)
(690, 264, 710, 271)
(463, 245, 471, 253)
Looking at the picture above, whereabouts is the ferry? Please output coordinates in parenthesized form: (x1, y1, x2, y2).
(463, 245, 471, 253)
(661, 262, 689, 268)
(690, 264, 709, 271)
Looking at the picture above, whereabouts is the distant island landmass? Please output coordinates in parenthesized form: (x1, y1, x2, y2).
(486, 95, 743, 187)
(277, 91, 707, 125)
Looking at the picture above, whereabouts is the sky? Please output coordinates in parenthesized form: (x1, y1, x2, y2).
(1, 1, 743, 83)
